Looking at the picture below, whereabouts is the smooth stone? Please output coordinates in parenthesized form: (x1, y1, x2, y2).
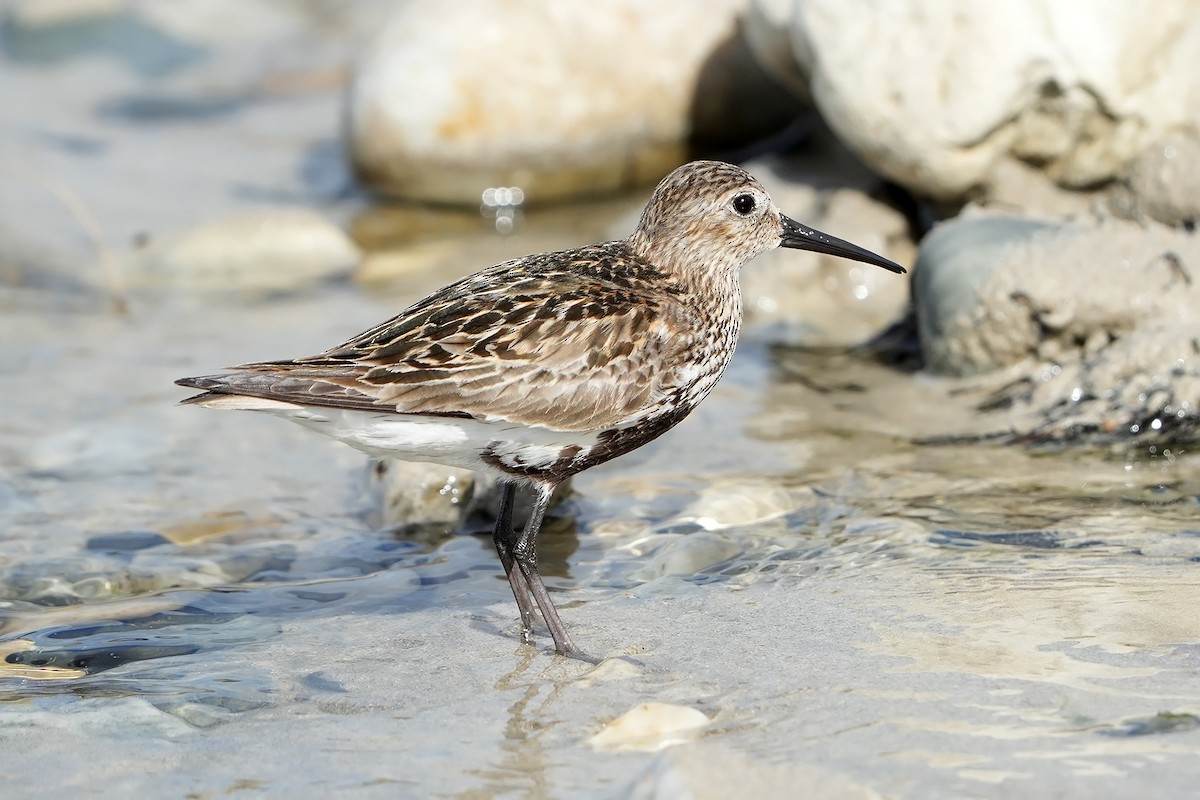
(742, 0, 811, 100)
(131, 208, 360, 292)
(588, 702, 710, 753)
(1128, 129, 1200, 227)
(346, 0, 801, 204)
(365, 460, 473, 530)
(574, 656, 643, 686)
(680, 482, 796, 530)
(365, 459, 571, 533)
(759, 0, 1200, 201)
(640, 532, 742, 579)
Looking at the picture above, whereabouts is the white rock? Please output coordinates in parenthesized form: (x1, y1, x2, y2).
(346, 0, 801, 204)
(681, 482, 797, 530)
(573, 656, 643, 686)
(588, 702, 710, 752)
(640, 532, 742, 579)
(134, 208, 359, 292)
(766, 0, 1200, 200)
(366, 459, 571, 532)
(366, 460, 474, 530)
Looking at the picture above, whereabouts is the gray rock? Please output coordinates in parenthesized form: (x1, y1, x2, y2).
(637, 532, 742, 580)
(915, 211, 1200, 443)
(86, 531, 171, 552)
(915, 214, 1058, 376)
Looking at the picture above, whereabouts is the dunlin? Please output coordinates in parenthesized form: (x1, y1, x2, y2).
(177, 161, 905, 659)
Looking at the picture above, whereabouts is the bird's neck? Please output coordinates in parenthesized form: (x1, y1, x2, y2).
(627, 231, 745, 300)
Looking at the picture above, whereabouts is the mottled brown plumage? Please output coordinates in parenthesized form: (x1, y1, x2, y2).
(177, 160, 905, 659)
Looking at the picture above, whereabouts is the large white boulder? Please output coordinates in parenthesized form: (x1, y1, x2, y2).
(749, 0, 1200, 200)
(346, 0, 801, 204)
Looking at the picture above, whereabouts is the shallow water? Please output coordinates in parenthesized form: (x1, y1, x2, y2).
(2, 281, 1199, 796)
(3, 10, 1200, 796)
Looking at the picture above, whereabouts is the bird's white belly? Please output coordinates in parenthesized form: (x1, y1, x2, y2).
(265, 405, 598, 475)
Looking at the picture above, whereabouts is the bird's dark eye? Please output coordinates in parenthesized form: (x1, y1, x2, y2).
(732, 193, 756, 216)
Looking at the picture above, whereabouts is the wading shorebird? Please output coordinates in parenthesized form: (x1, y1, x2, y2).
(177, 160, 906, 659)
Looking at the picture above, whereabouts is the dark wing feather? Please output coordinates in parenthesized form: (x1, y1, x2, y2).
(185, 244, 698, 432)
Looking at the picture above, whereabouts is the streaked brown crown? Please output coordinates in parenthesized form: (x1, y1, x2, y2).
(630, 161, 784, 279)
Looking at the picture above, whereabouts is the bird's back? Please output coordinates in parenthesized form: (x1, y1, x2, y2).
(177, 241, 741, 457)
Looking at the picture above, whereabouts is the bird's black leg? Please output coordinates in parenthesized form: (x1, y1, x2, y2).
(512, 481, 586, 659)
(492, 481, 538, 642)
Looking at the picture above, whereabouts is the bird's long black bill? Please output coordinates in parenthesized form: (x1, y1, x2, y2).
(780, 215, 906, 274)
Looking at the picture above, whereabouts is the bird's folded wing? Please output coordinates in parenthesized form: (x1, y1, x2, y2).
(187, 256, 693, 433)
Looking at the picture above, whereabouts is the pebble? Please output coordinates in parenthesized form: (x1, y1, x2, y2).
(639, 532, 742, 579)
(588, 702, 710, 752)
(366, 460, 473, 530)
(366, 459, 571, 533)
(680, 482, 797, 531)
(131, 209, 360, 293)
